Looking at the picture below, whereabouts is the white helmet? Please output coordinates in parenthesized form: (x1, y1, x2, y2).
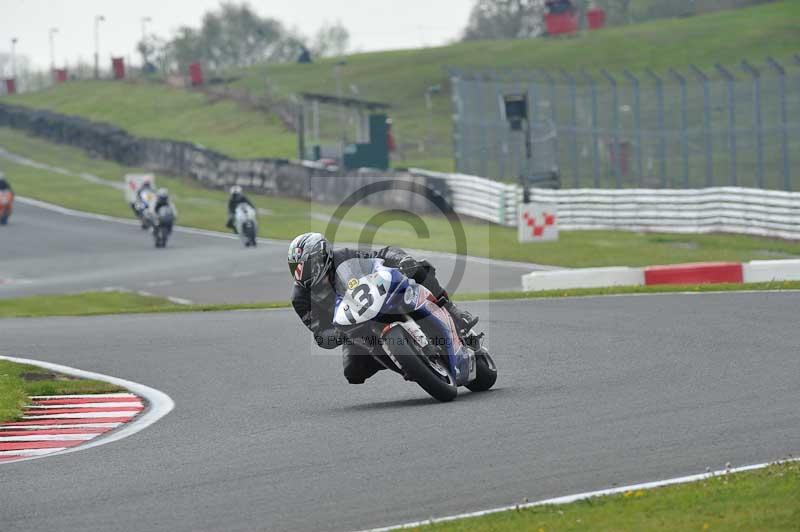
(230, 185, 243, 196)
(157, 188, 169, 199)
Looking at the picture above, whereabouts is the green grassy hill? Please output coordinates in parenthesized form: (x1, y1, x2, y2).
(5, 1, 799, 171)
(5, 81, 297, 160)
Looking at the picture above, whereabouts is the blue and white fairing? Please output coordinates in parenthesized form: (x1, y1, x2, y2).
(332, 258, 475, 385)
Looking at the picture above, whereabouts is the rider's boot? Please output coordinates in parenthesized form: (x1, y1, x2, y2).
(443, 300, 479, 334)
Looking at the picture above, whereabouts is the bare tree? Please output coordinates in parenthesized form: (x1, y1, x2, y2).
(312, 21, 350, 58)
(462, 0, 546, 40)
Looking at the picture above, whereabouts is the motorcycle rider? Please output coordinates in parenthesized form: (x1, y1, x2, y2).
(136, 181, 154, 203)
(288, 232, 478, 384)
(0, 172, 12, 193)
(147, 188, 176, 224)
(132, 180, 154, 220)
(0, 172, 13, 225)
(154, 188, 172, 211)
(226, 185, 254, 232)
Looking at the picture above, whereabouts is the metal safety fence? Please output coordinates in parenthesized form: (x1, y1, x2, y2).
(450, 55, 800, 191)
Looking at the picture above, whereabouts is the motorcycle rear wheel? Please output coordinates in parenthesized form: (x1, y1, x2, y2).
(384, 327, 457, 402)
(154, 228, 167, 248)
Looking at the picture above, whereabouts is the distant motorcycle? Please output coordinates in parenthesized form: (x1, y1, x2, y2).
(234, 203, 258, 247)
(133, 189, 157, 230)
(152, 205, 175, 248)
(0, 190, 13, 225)
(333, 257, 497, 402)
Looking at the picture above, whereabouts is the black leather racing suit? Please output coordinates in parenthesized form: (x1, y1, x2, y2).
(291, 246, 448, 384)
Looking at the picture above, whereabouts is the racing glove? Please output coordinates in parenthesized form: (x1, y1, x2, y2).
(398, 256, 422, 279)
(314, 328, 345, 350)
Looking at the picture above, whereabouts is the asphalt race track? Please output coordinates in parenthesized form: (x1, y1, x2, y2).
(0, 200, 538, 304)
(2, 292, 798, 531)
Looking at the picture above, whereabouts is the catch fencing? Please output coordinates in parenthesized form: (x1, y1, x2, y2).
(450, 56, 800, 191)
(411, 168, 800, 239)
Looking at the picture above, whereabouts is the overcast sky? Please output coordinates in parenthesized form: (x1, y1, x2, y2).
(1, 0, 474, 71)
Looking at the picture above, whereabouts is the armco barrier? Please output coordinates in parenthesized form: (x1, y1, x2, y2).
(410, 169, 800, 240)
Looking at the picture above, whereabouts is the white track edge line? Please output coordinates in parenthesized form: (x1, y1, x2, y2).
(353, 458, 800, 532)
(0, 355, 174, 465)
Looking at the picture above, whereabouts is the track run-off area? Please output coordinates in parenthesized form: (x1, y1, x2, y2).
(1, 291, 798, 531)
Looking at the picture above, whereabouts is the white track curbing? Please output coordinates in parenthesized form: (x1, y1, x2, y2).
(523, 259, 800, 292)
(0, 355, 174, 464)
(742, 259, 800, 283)
(522, 266, 644, 291)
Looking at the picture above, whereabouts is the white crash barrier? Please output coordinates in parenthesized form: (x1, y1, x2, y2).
(521, 267, 645, 292)
(410, 169, 800, 240)
(742, 259, 800, 283)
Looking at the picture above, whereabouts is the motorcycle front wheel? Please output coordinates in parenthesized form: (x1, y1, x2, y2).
(384, 327, 457, 402)
(465, 349, 497, 392)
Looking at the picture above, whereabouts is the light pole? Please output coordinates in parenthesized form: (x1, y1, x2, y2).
(424, 84, 441, 152)
(10, 37, 18, 78)
(141, 16, 152, 41)
(334, 60, 347, 145)
(94, 15, 105, 79)
(49, 28, 59, 71)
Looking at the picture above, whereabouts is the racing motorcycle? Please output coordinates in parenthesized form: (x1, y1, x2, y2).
(133, 189, 157, 230)
(333, 257, 497, 402)
(152, 205, 175, 248)
(234, 203, 258, 247)
(0, 189, 13, 225)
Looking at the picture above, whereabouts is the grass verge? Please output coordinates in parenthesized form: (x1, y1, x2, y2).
(3, 127, 800, 268)
(0, 291, 290, 319)
(3, 282, 799, 319)
(0, 291, 181, 318)
(0, 359, 124, 424)
(415, 460, 800, 531)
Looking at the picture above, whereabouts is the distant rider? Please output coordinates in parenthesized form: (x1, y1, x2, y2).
(0, 172, 13, 193)
(287, 232, 478, 384)
(148, 188, 177, 223)
(136, 181, 154, 203)
(226, 185, 254, 232)
(132, 180, 154, 219)
(0, 172, 14, 225)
